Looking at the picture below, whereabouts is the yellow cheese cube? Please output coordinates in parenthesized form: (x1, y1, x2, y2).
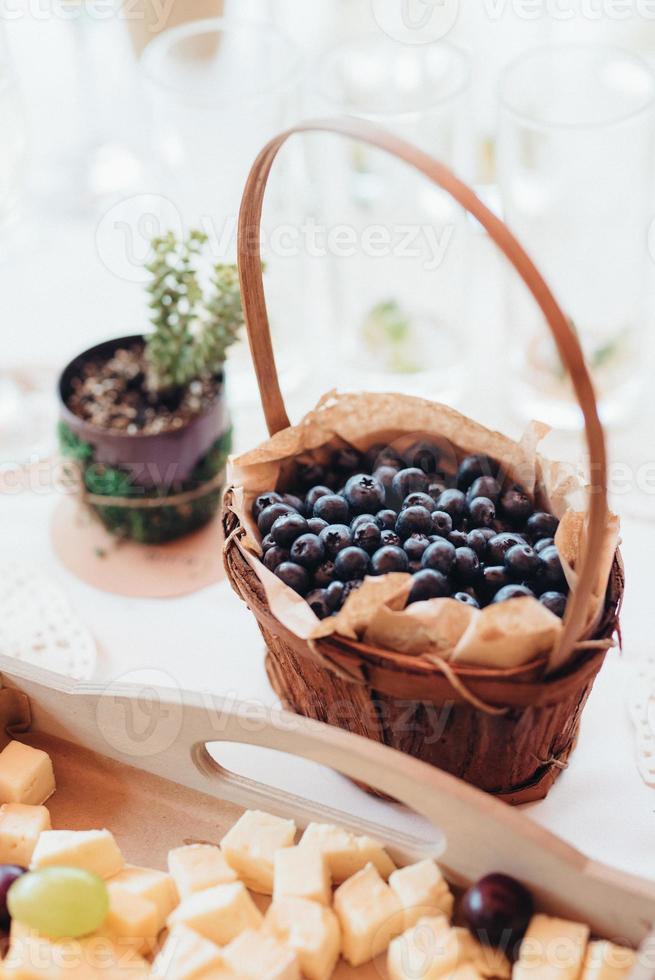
(167, 881, 262, 946)
(103, 883, 159, 954)
(388, 915, 453, 979)
(299, 822, 396, 883)
(0, 742, 55, 807)
(264, 897, 341, 980)
(168, 843, 238, 898)
(222, 929, 300, 980)
(108, 865, 177, 932)
(273, 846, 331, 907)
(389, 859, 454, 928)
(581, 941, 636, 980)
(151, 924, 228, 979)
(221, 810, 296, 894)
(30, 829, 124, 879)
(334, 862, 403, 967)
(0, 804, 51, 867)
(515, 914, 590, 980)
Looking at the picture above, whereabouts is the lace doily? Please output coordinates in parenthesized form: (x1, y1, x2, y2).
(0, 561, 96, 680)
(628, 654, 655, 787)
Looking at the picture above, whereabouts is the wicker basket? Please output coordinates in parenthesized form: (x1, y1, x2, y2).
(222, 119, 623, 805)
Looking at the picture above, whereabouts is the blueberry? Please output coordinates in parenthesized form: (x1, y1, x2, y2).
(253, 491, 283, 521)
(468, 496, 496, 528)
(396, 506, 432, 539)
(373, 466, 399, 492)
(381, 529, 402, 547)
(421, 539, 456, 574)
(314, 560, 336, 588)
(499, 484, 533, 525)
(486, 532, 526, 566)
(351, 513, 376, 531)
(408, 569, 451, 603)
(258, 502, 294, 535)
(449, 530, 469, 548)
(526, 511, 560, 541)
(295, 462, 325, 489)
(334, 546, 370, 581)
(427, 480, 447, 501)
(431, 510, 453, 537)
(405, 441, 441, 474)
(307, 517, 328, 535)
(403, 492, 436, 513)
(306, 588, 331, 620)
(457, 454, 499, 491)
(538, 545, 567, 589)
(365, 443, 403, 471)
(319, 524, 352, 559)
(505, 544, 541, 579)
(344, 474, 386, 515)
(262, 533, 275, 552)
(352, 520, 382, 555)
(331, 446, 363, 475)
(326, 580, 345, 611)
(280, 492, 304, 513)
(391, 468, 429, 503)
(535, 537, 555, 554)
(263, 546, 289, 571)
(408, 560, 423, 574)
(271, 512, 309, 548)
(540, 591, 567, 617)
(467, 529, 489, 557)
(467, 476, 501, 504)
(493, 584, 535, 603)
(314, 493, 350, 524)
(341, 579, 364, 603)
(275, 561, 310, 596)
(454, 591, 480, 609)
(289, 533, 325, 570)
(404, 534, 431, 563)
(375, 509, 398, 531)
(437, 489, 467, 524)
(454, 547, 481, 585)
(371, 545, 410, 575)
(305, 485, 332, 510)
(482, 565, 510, 598)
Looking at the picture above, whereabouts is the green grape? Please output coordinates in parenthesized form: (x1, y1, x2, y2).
(7, 867, 109, 939)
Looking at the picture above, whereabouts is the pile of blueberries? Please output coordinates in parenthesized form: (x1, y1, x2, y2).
(251, 443, 568, 621)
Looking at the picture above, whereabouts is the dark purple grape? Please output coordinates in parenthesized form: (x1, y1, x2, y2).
(319, 524, 352, 559)
(499, 484, 533, 525)
(396, 506, 432, 539)
(326, 580, 345, 610)
(344, 474, 385, 515)
(334, 546, 370, 581)
(305, 485, 333, 510)
(391, 468, 429, 503)
(454, 547, 481, 585)
(270, 512, 309, 548)
(505, 544, 542, 579)
(461, 873, 533, 948)
(421, 539, 456, 574)
(467, 477, 501, 504)
(381, 529, 401, 547)
(538, 545, 567, 589)
(373, 466, 399, 492)
(454, 592, 480, 609)
(449, 530, 469, 548)
(540, 591, 567, 617)
(314, 560, 336, 588)
(527, 511, 560, 541)
(403, 492, 436, 513)
(306, 589, 331, 620)
(263, 546, 290, 572)
(408, 569, 450, 603)
(375, 509, 398, 531)
(313, 493, 350, 525)
(331, 446, 363, 475)
(307, 517, 328, 535)
(493, 584, 535, 603)
(261, 533, 275, 552)
(253, 491, 283, 521)
(486, 532, 526, 566)
(457, 454, 500, 491)
(404, 534, 431, 563)
(431, 510, 453, 537)
(279, 492, 304, 513)
(535, 537, 554, 554)
(258, 502, 294, 536)
(371, 546, 410, 575)
(0, 864, 27, 928)
(437, 489, 467, 524)
(289, 534, 325, 570)
(352, 520, 382, 555)
(468, 497, 496, 528)
(275, 562, 310, 596)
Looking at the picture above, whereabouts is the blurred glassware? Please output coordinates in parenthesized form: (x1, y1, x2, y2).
(0, 25, 27, 253)
(311, 34, 472, 402)
(498, 44, 655, 430)
(126, 0, 225, 57)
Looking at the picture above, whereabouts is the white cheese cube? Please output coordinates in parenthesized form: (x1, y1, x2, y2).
(389, 859, 454, 928)
(264, 897, 341, 980)
(334, 861, 403, 966)
(168, 843, 237, 898)
(4, 930, 150, 978)
(581, 941, 636, 980)
(388, 915, 452, 979)
(0, 804, 51, 867)
(299, 822, 396, 883)
(102, 883, 159, 953)
(222, 929, 300, 980)
(452, 928, 511, 978)
(108, 865, 177, 932)
(167, 881, 262, 946)
(273, 846, 331, 907)
(514, 914, 590, 980)
(221, 810, 296, 894)
(151, 924, 228, 979)
(30, 829, 124, 879)
(0, 742, 55, 807)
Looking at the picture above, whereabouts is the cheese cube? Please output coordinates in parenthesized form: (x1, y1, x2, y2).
(102, 884, 159, 953)
(265, 897, 341, 980)
(515, 914, 590, 980)
(4, 930, 150, 978)
(151, 924, 227, 979)
(299, 822, 396, 883)
(221, 810, 296, 894)
(273, 846, 331, 907)
(168, 843, 237, 898)
(582, 941, 636, 980)
(334, 862, 403, 966)
(452, 928, 511, 978)
(0, 804, 51, 867)
(108, 865, 177, 932)
(222, 929, 300, 980)
(0, 742, 55, 807)
(167, 881, 262, 946)
(388, 915, 453, 979)
(30, 829, 124, 879)
(389, 859, 454, 928)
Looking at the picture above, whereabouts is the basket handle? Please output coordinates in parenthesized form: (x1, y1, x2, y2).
(237, 117, 608, 674)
